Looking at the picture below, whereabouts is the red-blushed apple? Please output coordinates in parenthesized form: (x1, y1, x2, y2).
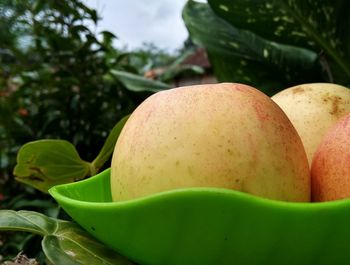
(311, 113, 350, 201)
(272, 83, 350, 166)
(111, 83, 310, 202)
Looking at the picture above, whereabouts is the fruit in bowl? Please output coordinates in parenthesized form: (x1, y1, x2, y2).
(110, 83, 310, 202)
(49, 83, 350, 265)
(311, 113, 350, 202)
(271, 83, 350, 165)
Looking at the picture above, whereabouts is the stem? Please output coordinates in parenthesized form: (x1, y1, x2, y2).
(88, 161, 97, 177)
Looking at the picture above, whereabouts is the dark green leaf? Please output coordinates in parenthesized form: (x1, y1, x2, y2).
(183, 0, 322, 95)
(43, 223, 133, 265)
(91, 115, 130, 172)
(0, 210, 133, 265)
(13, 140, 91, 192)
(90, 10, 98, 24)
(207, 0, 350, 83)
(0, 210, 56, 236)
(101, 31, 117, 40)
(111, 70, 170, 93)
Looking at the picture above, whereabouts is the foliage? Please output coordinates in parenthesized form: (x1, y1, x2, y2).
(0, 114, 132, 263)
(124, 43, 206, 84)
(1, 0, 130, 175)
(0, 0, 170, 262)
(13, 115, 128, 193)
(127, 42, 178, 74)
(0, 210, 133, 265)
(182, 0, 350, 95)
(0, 0, 170, 190)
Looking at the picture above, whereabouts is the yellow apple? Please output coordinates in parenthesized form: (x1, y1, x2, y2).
(111, 83, 310, 202)
(311, 113, 350, 201)
(271, 83, 350, 165)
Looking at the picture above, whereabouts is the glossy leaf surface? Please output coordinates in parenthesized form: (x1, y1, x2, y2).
(0, 210, 133, 265)
(183, 0, 323, 95)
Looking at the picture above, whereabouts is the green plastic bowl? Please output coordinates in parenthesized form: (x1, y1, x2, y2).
(49, 169, 350, 265)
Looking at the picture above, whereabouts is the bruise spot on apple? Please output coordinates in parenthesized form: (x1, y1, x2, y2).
(322, 94, 344, 117)
(330, 96, 343, 116)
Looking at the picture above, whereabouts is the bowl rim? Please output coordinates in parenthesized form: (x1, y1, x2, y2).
(48, 168, 350, 211)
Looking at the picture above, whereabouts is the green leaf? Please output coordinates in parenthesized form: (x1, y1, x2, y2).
(207, 0, 350, 83)
(111, 70, 171, 93)
(43, 223, 133, 265)
(0, 210, 133, 265)
(0, 210, 56, 236)
(101, 31, 117, 42)
(182, 0, 322, 95)
(13, 140, 91, 192)
(43, 237, 83, 265)
(91, 115, 130, 172)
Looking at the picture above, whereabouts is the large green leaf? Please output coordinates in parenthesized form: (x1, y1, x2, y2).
(13, 140, 91, 192)
(0, 210, 133, 265)
(111, 70, 170, 93)
(0, 210, 56, 235)
(207, 0, 350, 83)
(91, 115, 130, 172)
(182, 0, 323, 95)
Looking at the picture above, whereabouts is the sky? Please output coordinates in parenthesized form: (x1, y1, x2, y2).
(84, 0, 190, 53)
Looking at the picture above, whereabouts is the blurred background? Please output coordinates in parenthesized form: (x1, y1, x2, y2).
(84, 0, 189, 52)
(0, 0, 349, 262)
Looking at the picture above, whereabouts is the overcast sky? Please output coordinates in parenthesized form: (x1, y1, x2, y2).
(84, 0, 190, 52)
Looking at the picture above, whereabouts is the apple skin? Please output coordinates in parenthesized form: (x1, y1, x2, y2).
(111, 83, 310, 202)
(311, 113, 350, 202)
(271, 83, 350, 166)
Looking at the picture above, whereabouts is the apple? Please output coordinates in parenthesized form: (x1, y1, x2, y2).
(111, 83, 310, 202)
(271, 83, 350, 165)
(311, 113, 350, 202)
